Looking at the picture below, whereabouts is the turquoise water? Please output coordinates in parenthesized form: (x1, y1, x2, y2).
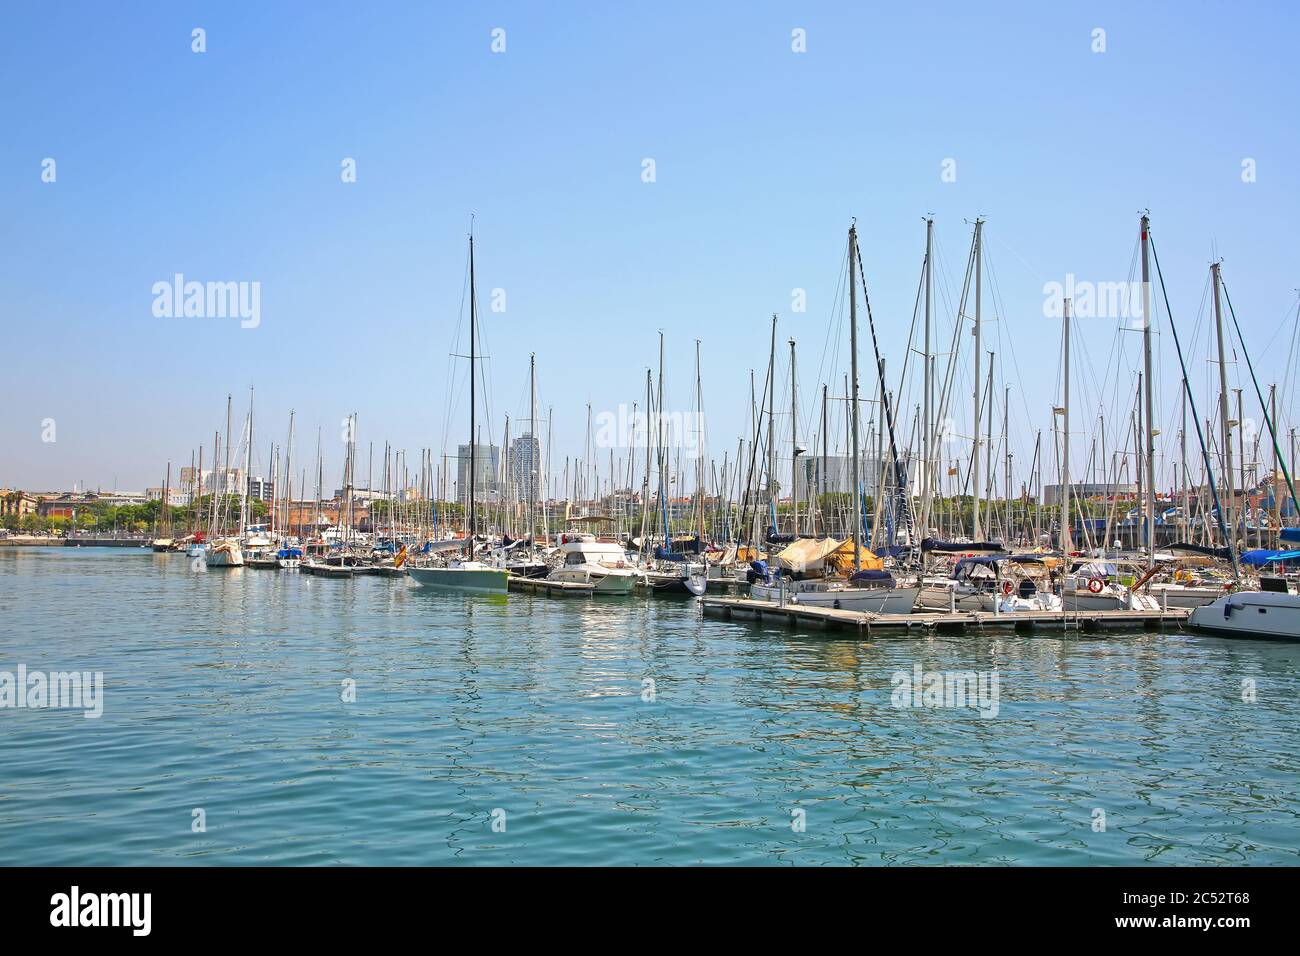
(1, 546, 1296, 866)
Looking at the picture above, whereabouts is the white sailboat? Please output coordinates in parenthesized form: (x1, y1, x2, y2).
(207, 393, 245, 568)
(409, 229, 508, 595)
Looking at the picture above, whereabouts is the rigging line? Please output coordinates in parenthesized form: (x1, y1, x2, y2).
(1220, 276, 1300, 523)
(853, 232, 909, 518)
(1149, 233, 1237, 575)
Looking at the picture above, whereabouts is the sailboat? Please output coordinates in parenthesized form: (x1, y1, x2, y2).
(206, 394, 245, 568)
(409, 229, 509, 594)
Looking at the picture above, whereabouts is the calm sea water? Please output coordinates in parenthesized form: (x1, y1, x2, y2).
(1, 546, 1297, 866)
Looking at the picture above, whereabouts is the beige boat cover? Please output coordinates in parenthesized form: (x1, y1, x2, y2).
(775, 537, 885, 573)
(775, 537, 844, 572)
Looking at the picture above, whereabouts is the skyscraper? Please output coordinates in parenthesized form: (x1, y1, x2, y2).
(456, 443, 500, 505)
(510, 433, 541, 503)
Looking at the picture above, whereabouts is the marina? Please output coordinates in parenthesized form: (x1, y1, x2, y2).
(4, 2, 1299, 901)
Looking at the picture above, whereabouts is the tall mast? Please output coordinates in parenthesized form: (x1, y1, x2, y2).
(820, 383, 828, 536)
(161, 460, 171, 535)
(241, 388, 253, 536)
(767, 315, 777, 519)
(921, 216, 934, 539)
(1180, 389, 1189, 541)
(695, 339, 705, 542)
(1003, 384, 1011, 543)
(468, 231, 477, 552)
(223, 394, 232, 534)
(1236, 388, 1247, 548)
(972, 219, 984, 540)
(284, 410, 295, 542)
(1211, 262, 1235, 548)
(1270, 384, 1280, 546)
(789, 337, 798, 536)
(848, 222, 862, 570)
(1139, 215, 1157, 568)
(529, 352, 537, 542)
(1059, 297, 1072, 553)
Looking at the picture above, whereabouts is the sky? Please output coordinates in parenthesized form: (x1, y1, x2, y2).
(3, 2, 1298, 497)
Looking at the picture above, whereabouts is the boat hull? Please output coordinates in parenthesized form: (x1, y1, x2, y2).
(205, 542, 244, 568)
(1187, 591, 1300, 640)
(795, 585, 921, 614)
(1147, 584, 1224, 609)
(409, 566, 509, 593)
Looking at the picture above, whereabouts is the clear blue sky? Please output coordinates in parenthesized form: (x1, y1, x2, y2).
(3, 2, 1297, 495)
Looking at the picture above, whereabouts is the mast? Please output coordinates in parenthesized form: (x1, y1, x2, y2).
(972, 219, 984, 540)
(241, 388, 253, 537)
(468, 231, 478, 554)
(1270, 384, 1280, 546)
(767, 315, 777, 525)
(1139, 215, 1157, 567)
(1180, 389, 1189, 541)
(223, 394, 232, 535)
(284, 410, 295, 543)
(848, 222, 862, 570)
(529, 353, 538, 542)
(1212, 262, 1235, 548)
(1059, 297, 1071, 553)
(695, 340, 705, 543)
(1236, 388, 1247, 548)
(161, 457, 170, 535)
(820, 383, 828, 536)
(789, 337, 798, 536)
(921, 216, 934, 539)
(1003, 384, 1011, 544)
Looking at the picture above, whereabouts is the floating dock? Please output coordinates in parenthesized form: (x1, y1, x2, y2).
(701, 596, 1190, 633)
(507, 576, 597, 597)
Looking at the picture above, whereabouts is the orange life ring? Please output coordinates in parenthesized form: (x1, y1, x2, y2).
(1087, 578, 1104, 594)
(1001, 580, 1014, 596)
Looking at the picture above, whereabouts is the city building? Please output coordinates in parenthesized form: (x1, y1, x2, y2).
(146, 487, 189, 507)
(247, 475, 272, 502)
(456, 443, 500, 504)
(510, 433, 541, 503)
(0, 489, 40, 517)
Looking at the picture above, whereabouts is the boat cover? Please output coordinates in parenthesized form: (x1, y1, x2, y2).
(1240, 548, 1300, 566)
(775, 537, 843, 572)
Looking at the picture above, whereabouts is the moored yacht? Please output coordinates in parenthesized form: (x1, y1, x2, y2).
(547, 535, 639, 594)
(1187, 578, 1300, 640)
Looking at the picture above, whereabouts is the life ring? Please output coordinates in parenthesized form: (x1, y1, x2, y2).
(1087, 578, 1104, 594)
(1001, 580, 1014, 596)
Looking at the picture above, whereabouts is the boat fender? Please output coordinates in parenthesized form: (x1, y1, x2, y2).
(833, 599, 841, 610)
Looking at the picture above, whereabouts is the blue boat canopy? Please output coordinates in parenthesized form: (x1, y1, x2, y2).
(1240, 548, 1300, 566)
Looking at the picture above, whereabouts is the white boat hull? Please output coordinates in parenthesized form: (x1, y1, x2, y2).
(1187, 591, 1300, 640)
(1147, 584, 1224, 609)
(750, 583, 922, 614)
(205, 541, 244, 568)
